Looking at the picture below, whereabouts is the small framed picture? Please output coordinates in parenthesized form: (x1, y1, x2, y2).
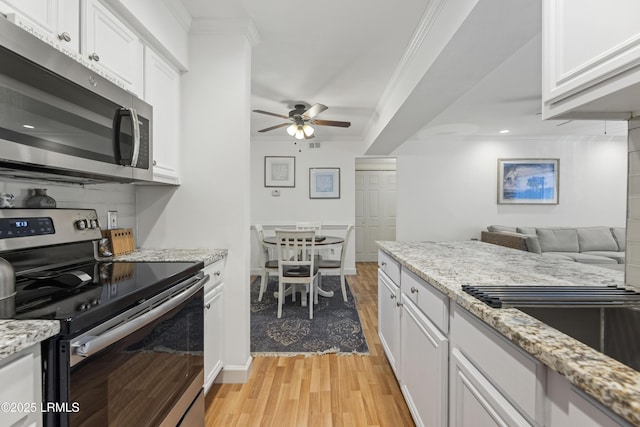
(264, 156, 295, 187)
(498, 158, 559, 204)
(309, 168, 340, 199)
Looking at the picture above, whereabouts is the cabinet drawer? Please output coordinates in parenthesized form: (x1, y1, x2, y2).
(378, 250, 400, 285)
(450, 305, 545, 425)
(401, 269, 449, 334)
(204, 258, 225, 292)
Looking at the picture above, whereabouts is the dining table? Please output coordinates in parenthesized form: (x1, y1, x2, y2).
(262, 234, 344, 298)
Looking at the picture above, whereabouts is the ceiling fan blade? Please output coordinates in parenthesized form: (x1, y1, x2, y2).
(311, 119, 351, 128)
(257, 123, 290, 133)
(253, 109, 290, 119)
(304, 133, 315, 140)
(302, 104, 328, 120)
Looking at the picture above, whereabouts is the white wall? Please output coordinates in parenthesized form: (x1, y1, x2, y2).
(394, 136, 627, 241)
(250, 138, 362, 274)
(0, 179, 136, 228)
(136, 23, 253, 382)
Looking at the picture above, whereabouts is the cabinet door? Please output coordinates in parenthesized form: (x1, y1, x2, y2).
(542, 0, 640, 119)
(81, 0, 143, 96)
(401, 297, 448, 427)
(144, 48, 180, 184)
(204, 284, 224, 393)
(378, 270, 400, 376)
(0, 0, 79, 53)
(0, 345, 42, 427)
(450, 348, 532, 427)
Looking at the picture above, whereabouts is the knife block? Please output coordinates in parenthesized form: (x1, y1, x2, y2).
(101, 228, 135, 256)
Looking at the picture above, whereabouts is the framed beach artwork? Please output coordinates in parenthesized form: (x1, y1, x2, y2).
(498, 159, 559, 204)
(309, 168, 340, 199)
(264, 156, 295, 187)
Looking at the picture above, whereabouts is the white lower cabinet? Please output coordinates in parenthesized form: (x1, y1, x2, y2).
(378, 269, 400, 376)
(400, 296, 448, 427)
(204, 259, 225, 393)
(0, 345, 42, 427)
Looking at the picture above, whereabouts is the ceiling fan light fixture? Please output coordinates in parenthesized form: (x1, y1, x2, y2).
(295, 126, 305, 140)
(302, 124, 314, 137)
(286, 124, 297, 136)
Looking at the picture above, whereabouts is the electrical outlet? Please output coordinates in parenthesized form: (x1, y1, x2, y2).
(107, 211, 118, 229)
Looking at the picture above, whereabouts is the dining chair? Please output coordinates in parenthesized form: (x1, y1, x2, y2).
(255, 224, 278, 302)
(318, 224, 354, 302)
(275, 229, 320, 319)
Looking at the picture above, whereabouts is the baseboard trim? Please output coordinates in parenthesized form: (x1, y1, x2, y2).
(215, 356, 253, 384)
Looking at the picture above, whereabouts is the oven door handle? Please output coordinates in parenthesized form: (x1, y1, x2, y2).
(71, 274, 209, 361)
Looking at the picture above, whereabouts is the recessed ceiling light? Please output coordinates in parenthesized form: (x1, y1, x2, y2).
(499, 129, 510, 134)
(22, 124, 35, 129)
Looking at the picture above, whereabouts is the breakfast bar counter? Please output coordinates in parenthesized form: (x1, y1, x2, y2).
(377, 240, 639, 426)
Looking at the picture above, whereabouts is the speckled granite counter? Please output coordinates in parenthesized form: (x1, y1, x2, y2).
(112, 248, 227, 266)
(377, 240, 640, 426)
(0, 320, 60, 360)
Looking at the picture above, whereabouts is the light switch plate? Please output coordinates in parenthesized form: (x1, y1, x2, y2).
(107, 211, 118, 229)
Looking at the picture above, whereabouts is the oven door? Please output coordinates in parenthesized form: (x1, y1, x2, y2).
(51, 273, 207, 427)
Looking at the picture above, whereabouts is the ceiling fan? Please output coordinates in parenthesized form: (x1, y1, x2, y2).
(253, 103, 351, 140)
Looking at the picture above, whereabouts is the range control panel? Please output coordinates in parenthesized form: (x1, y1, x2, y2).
(0, 217, 54, 239)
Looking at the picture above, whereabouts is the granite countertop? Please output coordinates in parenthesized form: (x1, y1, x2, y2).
(377, 240, 640, 426)
(111, 248, 227, 266)
(0, 320, 60, 361)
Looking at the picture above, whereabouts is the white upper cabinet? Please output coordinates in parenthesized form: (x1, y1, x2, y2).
(144, 48, 181, 184)
(543, 0, 640, 119)
(0, 0, 80, 54)
(81, 0, 143, 96)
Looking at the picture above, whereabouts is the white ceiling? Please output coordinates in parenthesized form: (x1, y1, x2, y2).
(180, 0, 627, 146)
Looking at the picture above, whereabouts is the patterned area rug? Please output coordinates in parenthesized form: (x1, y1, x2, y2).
(250, 275, 369, 356)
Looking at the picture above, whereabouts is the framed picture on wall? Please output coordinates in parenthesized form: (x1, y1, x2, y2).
(498, 158, 559, 204)
(264, 156, 295, 187)
(309, 168, 340, 199)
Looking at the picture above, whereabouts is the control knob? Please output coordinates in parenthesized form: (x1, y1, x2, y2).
(75, 220, 87, 230)
(89, 219, 98, 229)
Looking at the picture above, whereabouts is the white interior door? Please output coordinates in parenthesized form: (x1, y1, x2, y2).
(355, 170, 396, 262)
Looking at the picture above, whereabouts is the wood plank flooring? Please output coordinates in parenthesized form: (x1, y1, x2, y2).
(204, 262, 415, 426)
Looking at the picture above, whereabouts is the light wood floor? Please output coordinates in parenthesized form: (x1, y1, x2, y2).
(204, 262, 415, 426)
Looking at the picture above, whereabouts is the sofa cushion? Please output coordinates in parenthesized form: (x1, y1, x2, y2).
(576, 227, 618, 252)
(611, 227, 626, 251)
(544, 252, 618, 264)
(487, 225, 518, 233)
(536, 228, 579, 253)
(541, 253, 574, 261)
(582, 251, 625, 264)
(517, 226, 537, 235)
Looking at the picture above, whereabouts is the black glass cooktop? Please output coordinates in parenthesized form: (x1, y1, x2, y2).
(5, 261, 203, 335)
(519, 306, 640, 372)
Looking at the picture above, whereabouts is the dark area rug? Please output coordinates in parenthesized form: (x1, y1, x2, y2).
(250, 275, 369, 356)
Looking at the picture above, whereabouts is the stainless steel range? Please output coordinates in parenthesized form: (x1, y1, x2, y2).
(0, 209, 207, 427)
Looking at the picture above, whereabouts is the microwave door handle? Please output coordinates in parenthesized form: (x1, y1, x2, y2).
(129, 108, 141, 167)
(71, 274, 209, 364)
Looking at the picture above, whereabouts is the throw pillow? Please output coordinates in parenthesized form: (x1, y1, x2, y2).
(536, 228, 579, 253)
(487, 225, 518, 233)
(611, 227, 626, 251)
(576, 227, 618, 252)
(517, 226, 537, 236)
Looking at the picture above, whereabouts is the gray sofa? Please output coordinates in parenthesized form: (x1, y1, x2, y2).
(481, 225, 626, 270)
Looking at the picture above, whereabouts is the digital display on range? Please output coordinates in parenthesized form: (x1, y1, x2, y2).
(0, 217, 54, 239)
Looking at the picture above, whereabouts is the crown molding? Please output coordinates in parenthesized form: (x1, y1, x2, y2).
(364, 0, 446, 137)
(161, 0, 192, 31)
(190, 18, 261, 46)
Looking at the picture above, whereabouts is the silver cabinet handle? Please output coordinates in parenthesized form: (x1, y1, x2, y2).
(89, 52, 100, 62)
(411, 287, 418, 294)
(214, 271, 221, 277)
(381, 261, 387, 267)
(390, 294, 396, 299)
(396, 302, 403, 307)
(205, 303, 211, 309)
(58, 32, 71, 42)
(153, 160, 157, 166)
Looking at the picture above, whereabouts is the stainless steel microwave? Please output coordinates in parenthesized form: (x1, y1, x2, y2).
(0, 16, 152, 183)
